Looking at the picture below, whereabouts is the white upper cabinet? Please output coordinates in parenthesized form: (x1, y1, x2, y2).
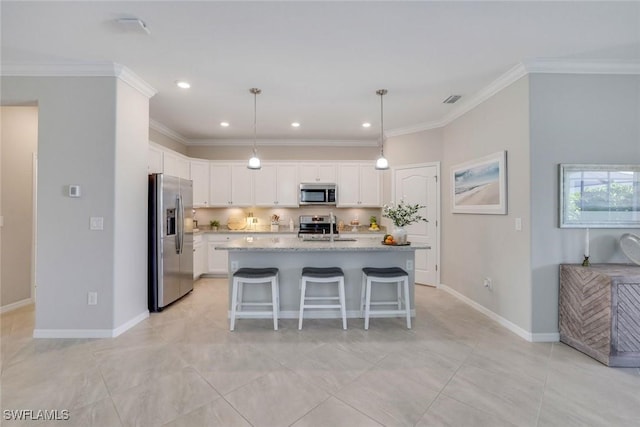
(299, 163, 337, 183)
(163, 151, 190, 179)
(254, 163, 299, 207)
(148, 145, 163, 174)
(209, 163, 232, 206)
(209, 163, 253, 207)
(337, 162, 381, 207)
(190, 160, 210, 207)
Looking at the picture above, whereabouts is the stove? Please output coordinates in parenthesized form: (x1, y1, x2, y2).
(298, 215, 338, 236)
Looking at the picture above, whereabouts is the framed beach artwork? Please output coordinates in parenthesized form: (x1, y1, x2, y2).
(451, 151, 507, 214)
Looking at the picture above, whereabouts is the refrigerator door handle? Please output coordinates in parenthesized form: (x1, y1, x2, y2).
(178, 194, 184, 254)
(175, 195, 181, 254)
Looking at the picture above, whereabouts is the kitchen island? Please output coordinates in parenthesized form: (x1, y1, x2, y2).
(215, 236, 429, 320)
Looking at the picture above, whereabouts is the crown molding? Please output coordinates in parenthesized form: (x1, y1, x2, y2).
(1, 62, 157, 98)
(523, 58, 640, 75)
(386, 59, 640, 138)
(187, 138, 378, 147)
(149, 119, 189, 145)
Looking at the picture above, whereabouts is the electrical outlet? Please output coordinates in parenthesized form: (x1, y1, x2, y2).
(88, 292, 98, 305)
(406, 260, 414, 271)
(483, 277, 493, 291)
(230, 261, 239, 271)
(89, 217, 104, 230)
(515, 217, 522, 231)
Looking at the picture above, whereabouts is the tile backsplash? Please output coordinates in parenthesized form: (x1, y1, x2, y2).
(194, 206, 383, 230)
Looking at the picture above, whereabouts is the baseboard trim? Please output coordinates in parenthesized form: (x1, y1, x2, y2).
(33, 310, 149, 339)
(112, 311, 150, 337)
(0, 298, 34, 314)
(438, 284, 559, 342)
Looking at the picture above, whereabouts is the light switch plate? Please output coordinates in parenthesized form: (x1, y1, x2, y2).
(515, 217, 522, 231)
(90, 217, 104, 230)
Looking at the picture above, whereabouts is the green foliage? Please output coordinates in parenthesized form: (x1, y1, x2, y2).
(567, 183, 635, 220)
(382, 200, 428, 227)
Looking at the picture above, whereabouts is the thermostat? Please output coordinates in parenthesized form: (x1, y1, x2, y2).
(68, 185, 81, 198)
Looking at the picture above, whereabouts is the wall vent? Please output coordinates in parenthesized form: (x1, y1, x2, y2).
(443, 95, 462, 104)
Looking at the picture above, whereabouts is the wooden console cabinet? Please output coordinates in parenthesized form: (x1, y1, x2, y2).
(559, 264, 640, 367)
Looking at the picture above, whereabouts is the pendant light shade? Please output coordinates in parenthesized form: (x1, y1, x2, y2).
(375, 89, 390, 170)
(247, 88, 262, 170)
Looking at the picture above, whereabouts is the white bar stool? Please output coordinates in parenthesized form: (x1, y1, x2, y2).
(361, 267, 411, 330)
(230, 267, 279, 331)
(299, 267, 347, 330)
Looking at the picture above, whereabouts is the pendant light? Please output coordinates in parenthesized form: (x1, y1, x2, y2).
(375, 89, 389, 170)
(247, 87, 262, 170)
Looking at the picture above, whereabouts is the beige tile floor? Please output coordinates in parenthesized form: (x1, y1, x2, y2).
(1, 278, 639, 426)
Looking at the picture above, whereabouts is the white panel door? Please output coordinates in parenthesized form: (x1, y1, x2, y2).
(148, 145, 163, 174)
(230, 164, 254, 206)
(209, 164, 232, 206)
(394, 165, 439, 286)
(359, 163, 382, 206)
(337, 164, 360, 206)
(253, 164, 278, 206)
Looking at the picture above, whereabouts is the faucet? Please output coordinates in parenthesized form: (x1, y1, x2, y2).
(329, 211, 335, 242)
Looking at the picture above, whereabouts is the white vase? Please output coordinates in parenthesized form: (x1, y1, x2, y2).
(392, 226, 408, 245)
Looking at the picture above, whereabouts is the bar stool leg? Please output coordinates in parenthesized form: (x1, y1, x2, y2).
(397, 281, 401, 309)
(403, 277, 411, 329)
(298, 277, 307, 330)
(338, 276, 347, 330)
(230, 276, 239, 331)
(271, 275, 279, 331)
(364, 276, 372, 330)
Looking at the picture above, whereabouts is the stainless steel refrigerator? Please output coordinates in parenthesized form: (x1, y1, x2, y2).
(148, 173, 194, 312)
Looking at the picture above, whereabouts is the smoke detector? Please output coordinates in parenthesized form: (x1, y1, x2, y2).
(116, 18, 150, 35)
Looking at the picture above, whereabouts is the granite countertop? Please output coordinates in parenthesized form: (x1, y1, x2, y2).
(215, 236, 429, 252)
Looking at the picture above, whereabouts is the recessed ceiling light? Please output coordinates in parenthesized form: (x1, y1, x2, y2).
(362, 122, 371, 128)
(291, 122, 301, 128)
(220, 122, 230, 127)
(176, 81, 191, 89)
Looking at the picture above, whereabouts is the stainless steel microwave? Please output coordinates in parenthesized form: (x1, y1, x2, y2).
(299, 183, 337, 205)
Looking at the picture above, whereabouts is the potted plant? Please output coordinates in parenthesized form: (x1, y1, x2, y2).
(382, 200, 427, 244)
(209, 220, 220, 231)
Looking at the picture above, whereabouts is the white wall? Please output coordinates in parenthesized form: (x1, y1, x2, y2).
(441, 76, 532, 333)
(113, 79, 150, 329)
(2, 75, 150, 335)
(529, 73, 640, 334)
(0, 106, 37, 307)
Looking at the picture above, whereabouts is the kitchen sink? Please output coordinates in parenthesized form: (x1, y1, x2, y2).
(301, 236, 357, 242)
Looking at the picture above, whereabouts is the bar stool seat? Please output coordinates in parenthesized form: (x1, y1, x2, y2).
(361, 267, 411, 330)
(230, 267, 279, 331)
(299, 267, 347, 330)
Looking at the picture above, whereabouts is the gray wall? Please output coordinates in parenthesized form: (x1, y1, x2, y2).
(1, 76, 149, 333)
(149, 128, 187, 155)
(441, 76, 532, 332)
(529, 73, 640, 334)
(1, 106, 37, 307)
(187, 144, 378, 161)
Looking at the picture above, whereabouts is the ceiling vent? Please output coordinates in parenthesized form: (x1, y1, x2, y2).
(443, 95, 462, 104)
(116, 18, 151, 35)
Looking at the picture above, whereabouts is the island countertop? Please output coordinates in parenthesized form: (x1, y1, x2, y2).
(215, 236, 430, 252)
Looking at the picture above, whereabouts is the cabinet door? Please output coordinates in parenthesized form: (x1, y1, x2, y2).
(358, 163, 382, 206)
(230, 164, 254, 206)
(209, 164, 232, 206)
(148, 145, 163, 174)
(317, 165, 337, 183)
(190, 160, 210, 207)
(337, 164, 360, 206)
(276, 164, 299, 206)
(164, 152, 190, 179)
(207, 236, 230, 275)
(253, 164, 278, 206)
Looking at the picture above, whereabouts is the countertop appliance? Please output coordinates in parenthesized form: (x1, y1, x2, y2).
(148, 173, 194, 312)
(298, 215, 338, 236)
(299, 183, 337, 205)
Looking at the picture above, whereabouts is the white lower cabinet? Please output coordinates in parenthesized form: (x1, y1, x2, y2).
(207, 234, 232, 275)
(193, 234, 205, 279)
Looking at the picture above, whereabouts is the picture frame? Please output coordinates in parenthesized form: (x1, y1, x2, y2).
(451, 151, 507, 214)
(559, 164, 640, 228)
